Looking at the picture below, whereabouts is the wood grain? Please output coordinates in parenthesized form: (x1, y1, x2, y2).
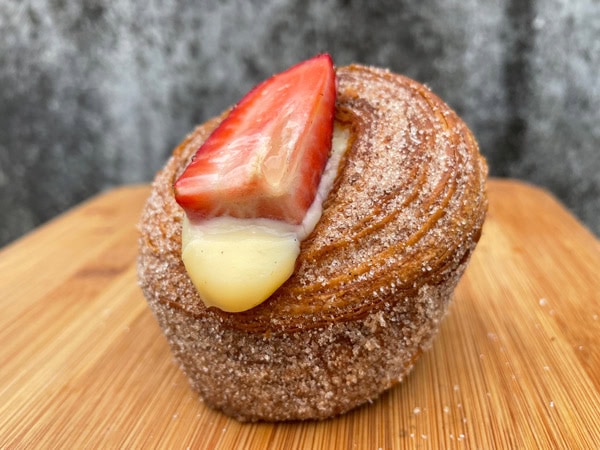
(1, 179, 599, 449)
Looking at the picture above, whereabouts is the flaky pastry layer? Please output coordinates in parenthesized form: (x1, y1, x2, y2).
(137, 64, 487, 421)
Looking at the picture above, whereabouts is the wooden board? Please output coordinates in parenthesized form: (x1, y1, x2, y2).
(1, 179, 599, 449)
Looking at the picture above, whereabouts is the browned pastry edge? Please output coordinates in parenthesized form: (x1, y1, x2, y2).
(137, 64, 488, 421)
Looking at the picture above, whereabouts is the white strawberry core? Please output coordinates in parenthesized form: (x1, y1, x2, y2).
(181, 125, 350, 312)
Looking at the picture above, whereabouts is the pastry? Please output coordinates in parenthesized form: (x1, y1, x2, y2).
(137, 56, 488, 421)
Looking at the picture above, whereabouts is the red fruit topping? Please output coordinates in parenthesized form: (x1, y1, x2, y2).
(174, 54, 336, 225)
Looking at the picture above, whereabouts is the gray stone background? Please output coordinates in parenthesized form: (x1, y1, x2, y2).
(1, 0, 599, 247)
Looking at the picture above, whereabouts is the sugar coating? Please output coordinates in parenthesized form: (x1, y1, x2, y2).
(137, 64, 488, 421)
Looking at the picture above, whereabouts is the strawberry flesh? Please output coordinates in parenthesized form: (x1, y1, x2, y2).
(174, 54, 336, 225)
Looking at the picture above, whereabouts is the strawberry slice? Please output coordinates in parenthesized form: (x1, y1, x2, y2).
(174, 54, 336, 225)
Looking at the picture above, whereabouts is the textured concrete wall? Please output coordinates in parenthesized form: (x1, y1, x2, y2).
(1, 0, 598, 246)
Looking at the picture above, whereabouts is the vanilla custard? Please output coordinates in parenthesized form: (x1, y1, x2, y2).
(181, 125, 350, 312)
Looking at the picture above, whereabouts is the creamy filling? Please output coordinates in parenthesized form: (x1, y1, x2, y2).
(181, 124, 350, 312)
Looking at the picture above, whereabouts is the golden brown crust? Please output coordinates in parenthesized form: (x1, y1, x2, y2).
(137, 64, 488, 421)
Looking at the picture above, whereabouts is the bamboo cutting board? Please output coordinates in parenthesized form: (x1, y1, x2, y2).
(1, 179, 599, 449)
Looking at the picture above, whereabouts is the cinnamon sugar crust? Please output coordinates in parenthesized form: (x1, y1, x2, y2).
(137, 64, 488, 421)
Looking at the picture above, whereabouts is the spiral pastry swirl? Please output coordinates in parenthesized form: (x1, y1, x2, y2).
(138, 64, 487, 421)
